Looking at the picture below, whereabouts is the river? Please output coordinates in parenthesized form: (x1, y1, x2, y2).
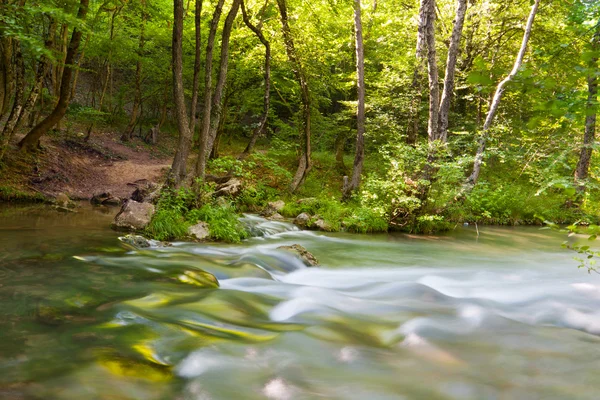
(1, 204, 599, 399)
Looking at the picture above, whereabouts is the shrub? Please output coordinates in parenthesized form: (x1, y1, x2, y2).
(187, 204, 249, 243)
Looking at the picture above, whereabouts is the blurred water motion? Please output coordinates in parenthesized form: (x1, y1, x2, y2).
(1, 204, 600, 399)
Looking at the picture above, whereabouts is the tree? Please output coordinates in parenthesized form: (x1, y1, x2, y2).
(437, 0, 467, 142)
(170, 0, 193, 184)
(467, 0, 540, 186)
(342, 0, 366, 199)
(574, 20, 600, 193)
(18, 0, 90, 152)
(276, 0, 311, 192)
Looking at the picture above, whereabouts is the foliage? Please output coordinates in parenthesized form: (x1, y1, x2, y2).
(187, 203, 249, 243)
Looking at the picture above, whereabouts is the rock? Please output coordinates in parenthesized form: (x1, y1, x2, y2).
(55, 193, 70, 208)
(312, 218, 330, 231)
(267, 200, 285, 212)
(214, 178, 242, 197)
(91, 192, 111, 205)
(119, 234, 151, 248)
(130, 180, 160, 203)
(102, 196, 121, 206)
(277, 244, 319, 266)
(294, 212, 311, 228)
(270, 213, 285, 221)
(112, 200, 155, 231)
(188, 222, 210, 240)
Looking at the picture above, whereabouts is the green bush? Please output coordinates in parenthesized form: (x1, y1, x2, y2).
(342, 207, 389, 233)
(188, 204, 249, 243)
(145, 209, 189, 241)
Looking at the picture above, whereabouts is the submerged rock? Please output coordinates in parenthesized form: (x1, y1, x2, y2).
(112, 200, 155, 231)
(277, 244, 319, 266)
(188, 222, 210, 240)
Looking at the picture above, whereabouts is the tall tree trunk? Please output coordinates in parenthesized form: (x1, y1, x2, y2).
(467, 0, 540, 186)
(343, 0, 366, 200)
(436, 0, 467, 142)
(189, 0, 203, 135)
(0, 40, 24, 159)
(276, 0, 311, 192)
(193, 0, 226, 180)
(574, 26, 600, 193)
(205, 0, 242, 156)
(423, 0, 439, 142)
(0, 36, 13, 119)
(18, 0, 90, 152)
(240, 0, 271, 158)
(122, 0, 147, 141)
(170, 0, 193, 184)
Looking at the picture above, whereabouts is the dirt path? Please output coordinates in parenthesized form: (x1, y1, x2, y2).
(4, 131, 176, 200)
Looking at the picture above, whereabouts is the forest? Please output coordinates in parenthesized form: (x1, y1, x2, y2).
(0, 0, 599, 239)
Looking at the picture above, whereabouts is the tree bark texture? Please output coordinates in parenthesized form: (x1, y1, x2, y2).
(189, 0, 203, 135)
(467, 0, 540, 185)
(0, 40, 24, 159)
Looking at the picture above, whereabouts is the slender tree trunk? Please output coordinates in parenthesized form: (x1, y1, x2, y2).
(423, 0, 439, 142)
(170, 0, 193, 184)
(574, 26, 600, 193)
(0, 40, 24, 159)
(193, 0, 226, 180)
(18, 0, 90, 152)
(189, 0, 203, 135)
(276, 0, 311, 192)
(205, 0, 242, 156)
(70, 31, 91, 101)
(158, 72, 170, 130)
(343, 0, 366, 199)
(123, 0, 147, 141)
(240, 0, 271, 158)
(436, 0, 467, 142)
(0, 37, 13, 119)
(334, 131, 347, 174)
(467, 0, 540, 185)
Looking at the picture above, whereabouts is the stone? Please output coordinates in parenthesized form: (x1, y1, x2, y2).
(267, 200, 285, 212)
(119, 234, 151, 248)
(102, 196, 121, 206)
(112, 200, 155, 231)
(55, 193, 70, 208)
(188, 222, 210, 240)
(214, 178, 242, 197)
(312, 218, 330, 231)
(91, 192, 111, 205)
(294, 212, 311, 228)
(270, 213, 285, 221)
(277, 244, 319, 266)
(130, 180, 160, 203)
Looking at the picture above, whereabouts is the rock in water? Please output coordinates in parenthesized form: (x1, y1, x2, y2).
(277, 244, 319, 266)
(119, 234, 151, 248)
(188, 222, 210, 240)
(130, 180, 160, 203)
(55, 193, 71, 208)
(312, 218, 330, 231)
(112, 200, 155, 231)
(294, 213, 310, 228)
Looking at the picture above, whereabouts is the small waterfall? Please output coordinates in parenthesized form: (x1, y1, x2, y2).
(240, 214, 300, 238)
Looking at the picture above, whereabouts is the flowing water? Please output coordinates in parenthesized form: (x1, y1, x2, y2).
(1, 204, 600, 400)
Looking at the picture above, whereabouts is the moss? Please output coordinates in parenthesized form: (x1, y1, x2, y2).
(0, 186, 48, 203)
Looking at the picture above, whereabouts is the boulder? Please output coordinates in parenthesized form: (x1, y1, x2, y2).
(102, 196, 122, 206)
(294, 212, 311, 228)
(267, 200, 285, 212)
(112, 200, 155, 231)
(188, 222, 210, 240)
(270, 213, 285, 221)
(277, 244, 319, 266)
(129, 180, 160, 203)
(214, 178, 242, 197)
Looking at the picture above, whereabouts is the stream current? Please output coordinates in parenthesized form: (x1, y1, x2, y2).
(1, 204, 600, 399)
